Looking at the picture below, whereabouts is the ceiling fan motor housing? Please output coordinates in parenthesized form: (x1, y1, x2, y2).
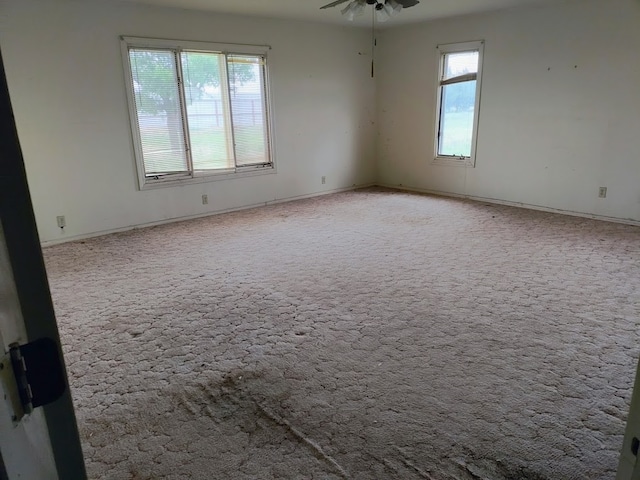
(320, 0, 418, 20)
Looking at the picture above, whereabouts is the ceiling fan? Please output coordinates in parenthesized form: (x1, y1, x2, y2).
(320, 0, 420, 22)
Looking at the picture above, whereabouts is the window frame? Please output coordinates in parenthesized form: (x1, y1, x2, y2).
(433, 40, 484, 167)
(120, 36, 276, 190)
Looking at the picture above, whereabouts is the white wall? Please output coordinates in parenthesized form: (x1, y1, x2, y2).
(3, 0, 640, 244)
(0, 0, 376, 243)
(377, 0, 640, 223)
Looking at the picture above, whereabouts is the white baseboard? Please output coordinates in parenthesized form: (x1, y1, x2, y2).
(41, 183, 375, 247)
(377, 183, 640, 227)
(41, 182, 638, 247)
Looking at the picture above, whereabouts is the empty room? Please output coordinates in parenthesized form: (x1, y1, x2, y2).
(1, 0, 639, 478)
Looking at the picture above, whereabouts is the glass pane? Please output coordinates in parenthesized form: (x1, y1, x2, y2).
(227, 55, 270, 166)
(128, 49, 188, 175)
(438, 80, 477, 157)
(443, 51, 479, 81)
(181, 52, 234, 171)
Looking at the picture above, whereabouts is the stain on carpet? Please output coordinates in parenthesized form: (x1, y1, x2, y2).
(44, 188, 640, 479)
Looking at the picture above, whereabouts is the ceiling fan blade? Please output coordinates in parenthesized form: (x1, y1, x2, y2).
(396, 0, 419, 7)
(320, 0, 351, 9)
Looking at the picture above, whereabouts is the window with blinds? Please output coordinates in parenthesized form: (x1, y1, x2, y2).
(434, 41, 484, 167)
(121, 37, 273, 188)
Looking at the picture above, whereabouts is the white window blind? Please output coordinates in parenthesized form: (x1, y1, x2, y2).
(122, 37, 273, 188)
(441, 51, 479, 85)
(181, 51, 234, 171)
(227, 55, 270, 167)
(129, 49, 189, 176)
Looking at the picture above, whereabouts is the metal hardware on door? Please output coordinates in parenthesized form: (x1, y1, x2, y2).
(2, 338, 66, 422)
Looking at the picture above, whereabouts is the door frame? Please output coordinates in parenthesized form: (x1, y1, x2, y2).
(0, 48, 86, 479)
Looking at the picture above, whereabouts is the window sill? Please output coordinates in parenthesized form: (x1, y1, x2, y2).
(139, 165, 276, 190)
(432, 156, 475, 167)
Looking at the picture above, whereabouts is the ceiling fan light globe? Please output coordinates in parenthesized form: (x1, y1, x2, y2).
(341, 1, 356, 20)
(353, 0, 366, 16)
(386, 0, 403, 14)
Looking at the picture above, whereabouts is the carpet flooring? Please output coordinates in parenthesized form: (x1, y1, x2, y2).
(43, 188, 640, 479)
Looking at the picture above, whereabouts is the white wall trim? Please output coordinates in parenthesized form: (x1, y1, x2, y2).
(43, 181, 638, 247)
(41, 183, 374, 247)
(377, 183, 640, 228)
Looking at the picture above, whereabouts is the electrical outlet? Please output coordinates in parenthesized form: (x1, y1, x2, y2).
(56, 216, 66, 229)
(321, 176, 326, 185)
(598, 187, 607, 198)
(202, 195, 208, 205)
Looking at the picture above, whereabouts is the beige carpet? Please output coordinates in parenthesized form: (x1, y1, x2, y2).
(43, 188, 640, 479)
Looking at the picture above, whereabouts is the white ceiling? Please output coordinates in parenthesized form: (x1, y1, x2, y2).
(113, 0, 556, 27)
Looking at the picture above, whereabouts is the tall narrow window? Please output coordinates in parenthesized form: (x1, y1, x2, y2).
(435, 41, 484, 166)
(122, 37, 273, 188)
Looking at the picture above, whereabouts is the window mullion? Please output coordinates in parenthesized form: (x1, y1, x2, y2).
(222, 54, 238, 169)
(258, 59, 271, 165)
(440, 72, 477, 87)
(437, 89, 444, 154)
(175, 49, 194, 176)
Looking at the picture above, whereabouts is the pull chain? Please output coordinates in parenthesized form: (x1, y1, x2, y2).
(371, 6, 375, 78)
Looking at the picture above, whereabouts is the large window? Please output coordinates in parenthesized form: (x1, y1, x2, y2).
(434, 41, 484, 166)
(121, 37, 273, 188)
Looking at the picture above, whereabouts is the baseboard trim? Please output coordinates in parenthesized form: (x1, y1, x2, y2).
(376, 183, 640, 227)
(41, 183, 375, 247)
(41, 182, 638, 246)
